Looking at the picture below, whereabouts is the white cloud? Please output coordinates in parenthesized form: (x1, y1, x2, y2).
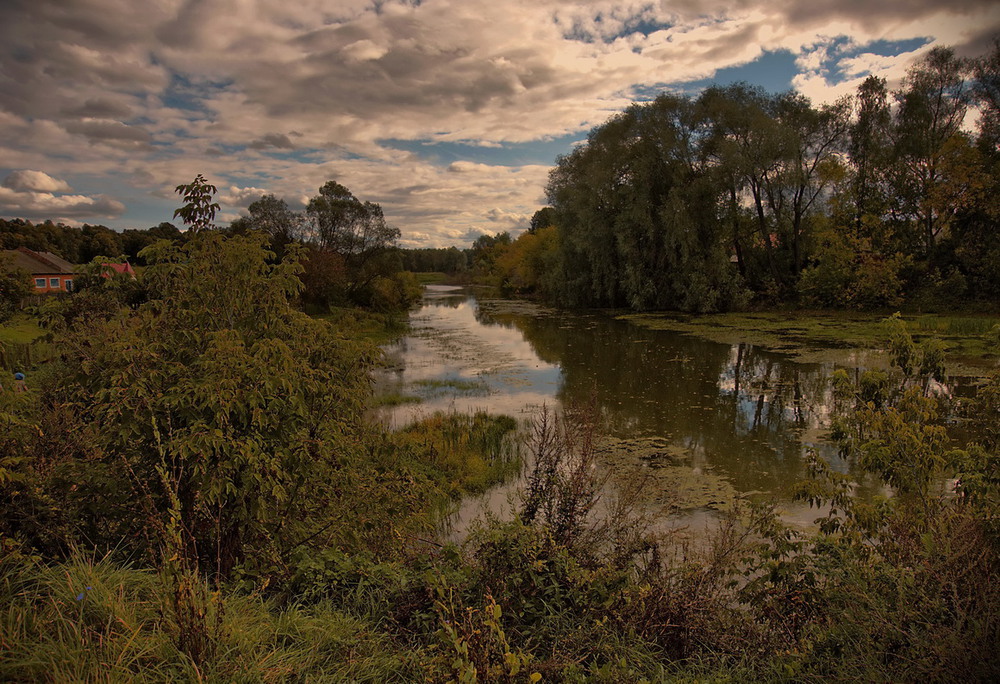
(219, 185, 270, 207)
(3, 170, 72, 193)
(1, 0, 998, 244)
(0, 186, 125, 221)
(341, 39, 390, 63)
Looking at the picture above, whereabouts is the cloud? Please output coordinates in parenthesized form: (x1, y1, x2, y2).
(0, 0, 997, 244)
(485, 207, 528, 230)
(61, 97, 134, 119)
(3, 170, 72, 193)
(219, 185, 269, 207)
(64, 119, 153, 146)
(0, 187, 125, 221)
(1, 169, 125, 221)
(248, 133, 296, 150)
(341, 39, 390, 63)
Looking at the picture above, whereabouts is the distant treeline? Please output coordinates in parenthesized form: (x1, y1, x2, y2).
(1, 214, 479, 288)
(1, 179, 423, 311)
(397, 246, 469, 274)
(0, 218, 182, 266)
(475, 43, 1000, 312)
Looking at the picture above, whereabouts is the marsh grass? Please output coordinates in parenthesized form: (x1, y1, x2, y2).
(370, 391, 423, 408)
(913, 314, 1000, 336)
(411, 272, 449, 285)
(396, 411, 521, 495)
(411, 377, 491, 396)
(313, 306, 408, 344)
(623, 310, 1000, 366)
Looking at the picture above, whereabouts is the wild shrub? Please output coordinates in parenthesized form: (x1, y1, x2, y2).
(744, 323, 1000, 680)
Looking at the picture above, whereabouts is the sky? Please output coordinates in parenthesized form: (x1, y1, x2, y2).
(1, 1, 998, 249)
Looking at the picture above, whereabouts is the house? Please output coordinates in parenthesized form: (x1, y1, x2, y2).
(1, 247, 77, 293)
(101, 261, 136, 279)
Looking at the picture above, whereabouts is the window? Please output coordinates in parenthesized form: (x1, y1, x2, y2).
(65, 279, 74, 292)
(35, 278, 46, 288)
(49, 277, 60, 288)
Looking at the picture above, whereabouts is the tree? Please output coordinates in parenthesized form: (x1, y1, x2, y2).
(495, 225, 561, 296)
(0, 254, 31, 324)
(173, 174, 220, 234)
(849, 76, 893, 238)
(768, 92, 851, 277)
(891, 47, 971, 254)
(57, 231, 376, 578)
(529, 207, 557, 234)
(148, 222, 182, 241)
(79, 224, 124, 263)
(469, 232, 512, 285)
(305, 181, 401, 301)
(697, 84, 790, 291)
(300, 247, 349, 309)
(546, 93, 745, 311)
(232, 194, 303, 259)
(971, 38, 1000, 150)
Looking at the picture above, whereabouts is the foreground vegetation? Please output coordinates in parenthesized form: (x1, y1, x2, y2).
(2, 217, 999, 679)
(3, 352, 999, 680)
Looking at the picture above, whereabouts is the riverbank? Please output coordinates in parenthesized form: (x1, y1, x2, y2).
(619, 309, 1000, 376)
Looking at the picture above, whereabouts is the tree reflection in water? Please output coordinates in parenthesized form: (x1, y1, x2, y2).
(377, 287, 969, 533)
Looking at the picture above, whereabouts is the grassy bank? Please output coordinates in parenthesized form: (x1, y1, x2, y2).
(0, 314, 45, 345)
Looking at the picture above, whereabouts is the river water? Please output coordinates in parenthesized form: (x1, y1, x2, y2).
(372, 286, 934, 536)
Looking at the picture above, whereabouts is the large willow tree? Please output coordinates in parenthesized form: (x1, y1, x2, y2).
(546, 94, 746, 312)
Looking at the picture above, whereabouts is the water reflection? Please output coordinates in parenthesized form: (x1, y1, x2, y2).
(374, 286, 954, 528)
(375, 286, 562, 423)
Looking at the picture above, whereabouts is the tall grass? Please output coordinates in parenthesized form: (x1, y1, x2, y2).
(0, 551, 423, 682)
(913, 315, 1000, 336)
(396, 411, 521, 494)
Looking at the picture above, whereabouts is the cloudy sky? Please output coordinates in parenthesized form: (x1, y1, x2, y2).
(1, 1, 998, 248)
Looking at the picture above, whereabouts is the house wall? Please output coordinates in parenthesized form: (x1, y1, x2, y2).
(31, 274, 74, 293)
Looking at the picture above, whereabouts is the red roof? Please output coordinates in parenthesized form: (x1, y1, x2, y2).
(102, 262, 135, 276)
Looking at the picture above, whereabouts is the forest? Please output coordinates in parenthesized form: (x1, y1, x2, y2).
(467, 45, 1000, 314)
(0, 44, 999, 683)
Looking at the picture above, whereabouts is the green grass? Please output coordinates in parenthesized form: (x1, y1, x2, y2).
(911, 314, 1000, 336)
(0, 314, 55, 372)
(0, 552, 423, 682)
(312, 307, 408, 344)
(0, 314, 45, 344)
(396, 411, 521, 495)
(412, 377, 490, 396)
(371, 391, 423, 408)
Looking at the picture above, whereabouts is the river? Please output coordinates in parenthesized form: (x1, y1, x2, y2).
(372, 285, 946, 537)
